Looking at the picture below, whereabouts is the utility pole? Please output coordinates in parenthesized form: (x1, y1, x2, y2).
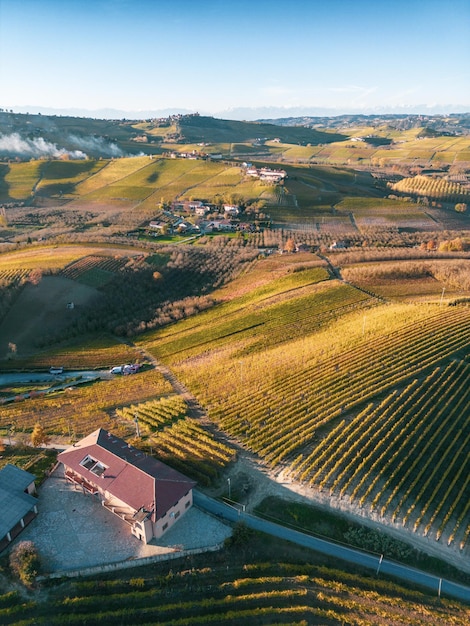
(134, 415, 141, 438)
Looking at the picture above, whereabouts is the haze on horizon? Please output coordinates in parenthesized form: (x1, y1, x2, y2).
(1, 0, 469, 120)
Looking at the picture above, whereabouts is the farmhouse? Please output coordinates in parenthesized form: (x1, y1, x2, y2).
(244, 165, 287, 183)
(171, 200, 209, 215)
(0, 464, 38, 553)
(223, 204, 240, 216)
(149, 211, 185, 233)
(58, 429, 196, 543)
(204, 219, 234, 232)
(259, 168, 287, 183)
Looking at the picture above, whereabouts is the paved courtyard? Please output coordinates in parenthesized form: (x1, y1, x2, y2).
(17, 466, 232, 574)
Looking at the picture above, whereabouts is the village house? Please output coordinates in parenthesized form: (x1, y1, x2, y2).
(171, 200, 209, 215)
(58, 429, 196, 543)
(0, 464, 38, 553)
(244, 164, 287, 183)
(259, 168, 287, 183)
(149, 211, 185, 233)
(203, 219, 235, 233)
(194, 205, 209, 216)
(223, 204, 240, 216)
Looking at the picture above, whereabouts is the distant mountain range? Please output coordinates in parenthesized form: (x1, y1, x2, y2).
(2, 104, 469, 121)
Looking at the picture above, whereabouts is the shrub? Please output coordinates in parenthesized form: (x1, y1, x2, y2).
(225, 522, 254, 547)
(9, 541, 41, 586)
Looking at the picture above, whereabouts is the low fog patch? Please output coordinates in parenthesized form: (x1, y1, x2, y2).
(0, 132, 86, 159)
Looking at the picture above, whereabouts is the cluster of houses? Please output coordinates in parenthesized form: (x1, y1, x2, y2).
(1, 428, 197, 552)
(148, 201, 248, 235)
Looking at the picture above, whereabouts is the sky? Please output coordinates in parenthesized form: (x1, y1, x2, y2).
(0, 0, 469, 119)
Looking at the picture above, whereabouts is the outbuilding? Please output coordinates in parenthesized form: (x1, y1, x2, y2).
(0, 464, 38, 552)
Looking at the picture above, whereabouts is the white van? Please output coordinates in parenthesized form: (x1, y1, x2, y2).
(49, 367, 64, 375)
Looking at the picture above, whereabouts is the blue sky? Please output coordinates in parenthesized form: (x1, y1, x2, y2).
(1, 0, 469, 118)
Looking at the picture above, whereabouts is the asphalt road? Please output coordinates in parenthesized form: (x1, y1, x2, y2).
(194, 490, 470, 603)
(0, 370, 105, 385)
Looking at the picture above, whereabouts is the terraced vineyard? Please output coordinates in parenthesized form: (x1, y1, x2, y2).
(150, 296, 470, 549)
(208, 307, 470, 462)
(0, 268, 30, 285)
(2, 555, 467, 625)
(292, 360, 470, 549)
(117, 395, 189, 432)
(117, 396, 236, 486)
(390, 174, 470, 202)
(147, 267, 377, 361)
(59, 254, 142, 287)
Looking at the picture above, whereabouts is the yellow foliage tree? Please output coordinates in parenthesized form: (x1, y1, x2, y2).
(31, 423, 50, 448)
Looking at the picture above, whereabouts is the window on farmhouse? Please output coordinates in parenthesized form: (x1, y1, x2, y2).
(185, 500, 190, 508)
(174, 511, 180, 519)
(162, 522, 168, 531)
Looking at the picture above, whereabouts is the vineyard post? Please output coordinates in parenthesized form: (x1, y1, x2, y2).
(134, 415, 141, 438)
(438, 577, 442, 598)
(440, 287, 445, 306)
(376, 554, 383, 576)
(227, 477, 231, 499)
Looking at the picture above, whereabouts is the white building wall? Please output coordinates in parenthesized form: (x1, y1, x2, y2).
(153, 490, 193, 539)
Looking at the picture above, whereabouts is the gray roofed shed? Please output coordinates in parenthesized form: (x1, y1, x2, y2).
(0, 464, 38, 551)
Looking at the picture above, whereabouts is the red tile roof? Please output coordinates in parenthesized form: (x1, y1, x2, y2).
(58, 429, 196, 521)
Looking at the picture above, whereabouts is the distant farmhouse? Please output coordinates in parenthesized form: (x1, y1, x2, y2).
(171, 200, 209, 215)
(244, 164, 287, 183)
(149, 211, 192, 234)
(58, 429, 196, 543)
(0, 464, 37, 552)
(223, 204, 240, 216)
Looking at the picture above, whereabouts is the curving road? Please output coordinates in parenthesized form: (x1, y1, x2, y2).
(0, 370, 108, 404)
(194, 491, 470, 604)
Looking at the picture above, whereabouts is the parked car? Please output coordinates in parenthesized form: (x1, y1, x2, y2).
(49, 367, 64, 375)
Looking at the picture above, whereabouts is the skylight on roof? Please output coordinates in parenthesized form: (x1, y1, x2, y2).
(80, 455, 107, 477)
(80, 455, 96, 470)
(90, 461, 106, 477)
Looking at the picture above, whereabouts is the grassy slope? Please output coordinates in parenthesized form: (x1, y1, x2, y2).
(177, 115, 348, 145)
(1, 151, 466, 231)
